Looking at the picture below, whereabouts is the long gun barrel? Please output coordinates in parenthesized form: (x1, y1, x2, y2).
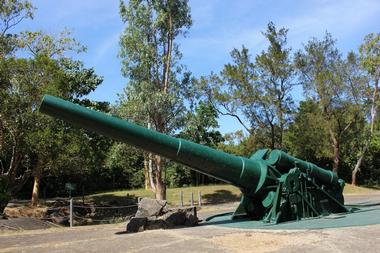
(40, 95, 267, 195)
(39, 95, 348, 224)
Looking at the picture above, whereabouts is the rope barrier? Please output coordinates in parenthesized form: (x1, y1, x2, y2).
(47, 204, 137, 210)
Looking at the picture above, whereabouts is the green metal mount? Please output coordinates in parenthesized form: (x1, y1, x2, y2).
(39, 95, 350, 224)
(231, 150, 349, 224)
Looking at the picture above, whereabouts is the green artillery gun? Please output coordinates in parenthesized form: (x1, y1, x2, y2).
(39, 95, 349, 224)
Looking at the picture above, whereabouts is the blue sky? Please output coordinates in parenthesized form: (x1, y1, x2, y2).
(15, 0, 380, 133)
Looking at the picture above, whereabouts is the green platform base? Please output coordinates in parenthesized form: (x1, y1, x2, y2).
(204, 203, 380, 230)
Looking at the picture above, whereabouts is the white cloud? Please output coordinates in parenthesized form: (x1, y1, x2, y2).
(89, 29, 122, 66)
(282, 0, 380, 48)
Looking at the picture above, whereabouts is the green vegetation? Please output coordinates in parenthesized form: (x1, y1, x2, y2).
(0, 0, 379, 216)
(83, 184, 379, 206)
(83, 184, 239, 206)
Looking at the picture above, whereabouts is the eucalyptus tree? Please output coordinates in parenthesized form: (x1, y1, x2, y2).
(0, 2, 103, 209)
(295, 33, 366, 175)
(351, 33, 380, 185)
(118, 0, 192, 200)
(15, 30, 102, 206)
(204, 22, 296, 149)
(0, 0, 35, 214)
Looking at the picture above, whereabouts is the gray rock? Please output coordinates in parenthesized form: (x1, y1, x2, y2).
(134, 198, 167, 218)
(126, 199, 198, 232)
(126, 217, 147, 233)
(145, 219, 167, 230)
(185, 214, 198, 226)
(160, 209, 187, 227)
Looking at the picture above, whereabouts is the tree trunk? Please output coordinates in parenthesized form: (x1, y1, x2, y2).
(31, 175, 40, 206)
(0, 192, 9, 215)
(352, 77, 378, 185)
(352, 161, 361, 186)
(352, 142, 369, 185)
(329, 128, 340, 174)
(0, 175, 10, 215)
(332, 140, 340, 174)
(31, 164, 42, 206)
(154, 155, 166, 200)
(163, 14, 173, 93)
(0, 200, 8, 215)
(270, 125, 275, 149)
(0, 121, 3, 154)
(143, 157, 150, 190)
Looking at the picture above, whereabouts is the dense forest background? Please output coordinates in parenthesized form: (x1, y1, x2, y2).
(0, 0, 379, 210)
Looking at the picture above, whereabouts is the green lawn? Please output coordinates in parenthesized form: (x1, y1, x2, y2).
(81, 183, 378, 207)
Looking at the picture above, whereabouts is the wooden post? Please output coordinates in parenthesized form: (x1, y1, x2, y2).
(69, 198, 73, 228)
(198, 191, 202, 207)
(190, 192, 194, 206)
(180, 191, 183, 207)
(82, 185, 85, 205)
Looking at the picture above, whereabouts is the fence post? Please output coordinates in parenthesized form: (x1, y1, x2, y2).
(82, 185, 85, 205)
(180, 191, 183, 207)
(198, 191, 202, 207)
(69, 198, 73, 228)
(190, 192, 194, 206)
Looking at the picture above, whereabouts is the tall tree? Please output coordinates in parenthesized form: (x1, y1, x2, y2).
(0, 4, 103, 209)
(204, 22, 296, 149)
(17, 30, 95, 206)
(118, 0, 192, 200)
(295, 33, 365, 175)
(352, 33, 380, 185)
(0, 0, 34, 214)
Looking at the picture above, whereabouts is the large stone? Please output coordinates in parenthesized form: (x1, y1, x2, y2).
(145, 219, 167, 230)
(160, 209, 187, 228)
(126, 217, 147, 233)
(134, 198, 167, 218)
(126, 200, 198, 232)
(185, 214, 198, 226)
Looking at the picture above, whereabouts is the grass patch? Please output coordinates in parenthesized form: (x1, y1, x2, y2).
(343, 184, 379, 195)
(82, 184, 241, 206)
(81, 183, 379, 206)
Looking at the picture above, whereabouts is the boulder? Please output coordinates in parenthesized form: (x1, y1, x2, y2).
(145, 219, 167, 230)
(184, 214, 198, 226)
(134, 198, 167, 218)
(126, 198, 198, 232)
(160, 209, 187, 228)
(126, 217, 147, 233)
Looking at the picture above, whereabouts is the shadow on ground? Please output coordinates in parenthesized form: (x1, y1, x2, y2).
(202, 190, 240, 204)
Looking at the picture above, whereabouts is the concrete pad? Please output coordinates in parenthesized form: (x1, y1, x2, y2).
(1, 223, 380, 253)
